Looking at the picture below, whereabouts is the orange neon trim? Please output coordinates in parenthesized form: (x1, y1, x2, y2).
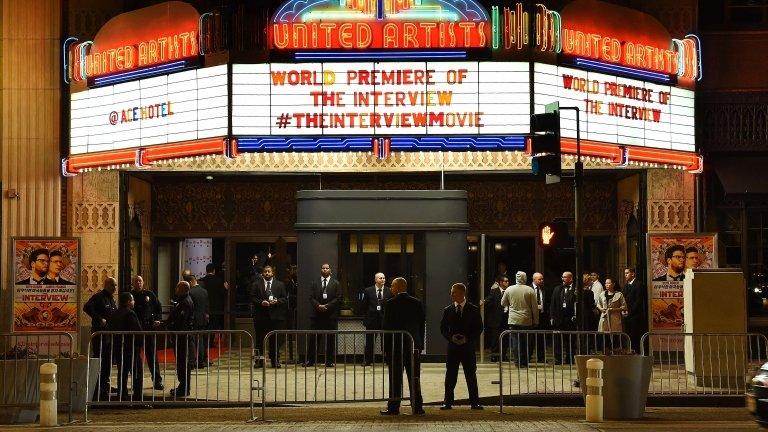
(560, 138, 623, 164)
(229, 138, 240, 158)
(68, 149, 138, 171)
(627, 146, 699, 171)
(141, 137, 227, 164)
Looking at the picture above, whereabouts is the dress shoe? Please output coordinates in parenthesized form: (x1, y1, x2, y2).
(439, 404, 452, 410)
(153, 382, 165, 391)
(169, 388, 189, 398)
(324, 362, 335, 367)
(471, 404, 484, 410)
(573, 380, 580, 388)
(380, 409, 399, 415)
(412, 408, 426, 416)
(272, 362, 282, 369)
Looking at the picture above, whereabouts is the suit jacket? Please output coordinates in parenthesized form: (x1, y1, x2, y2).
(251, 277, 289, 321)
(362, 285, 391, 328)
(84, 289, 117, 332)
(623, 279, 647, 321)
(310, 277, 342, 320)
(189, 284, 210, 328)
(131, 289, 162, 330)
(107, 307, 143, 354)
(199, 273, 227, 314)
(382, 292, 425, 352)
(482, 287, 505, 328)
(532, 284, 553, 329)
(44, 276, 75, 285)
(16, 277, 47, 285)
(440, 302, 483, 351)
(168, 294, 195, 331)
(549, 284, 577, 329)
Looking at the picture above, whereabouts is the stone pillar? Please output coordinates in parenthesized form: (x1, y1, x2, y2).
(67, 171, 120, 350)
(646, 169, 696, 234)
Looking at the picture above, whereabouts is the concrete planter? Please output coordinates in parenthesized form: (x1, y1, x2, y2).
(576, 354, 652, 419)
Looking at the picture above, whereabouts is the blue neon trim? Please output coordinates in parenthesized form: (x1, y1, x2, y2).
(236, 136, 525, 152)
(574, 58, 671, 82)
(62, 37, 78, 85)
(93, 61, 187, 86)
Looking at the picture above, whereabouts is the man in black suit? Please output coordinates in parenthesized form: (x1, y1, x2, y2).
(84, 277, 117, 400)
(186, 273, 210, 368)
(623, 268, 647, 353)
(480, 275, 507, 362)
(306, 263, 341, 367)
(380, 277, 425, 416)
(653, 244, 686, 281)
(550, 271, 577, 364)
(17, 248, 49, 285)
(531, 272, 552, 362)
(251, 265, 289, 368)
(440, 283, 483, 410)
(362, 272, 391, 365)
(199, 263, 228, 332)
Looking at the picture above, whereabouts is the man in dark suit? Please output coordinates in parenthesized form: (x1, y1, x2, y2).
(251, 265, 289, 368)
(168, 281, 195, 398)
(107, 292, 143, 401)
(199, 263, 228, 332)
(130, 275, 164, 390)
(380, 277, 425, 416)
(186, 273, 210, 368)
(362, 272, 391, 365)
(480, 275, 507, 362)
(17, 248, 49, 285)
(623, 268, 647, 353)
(531, 272, 552, 362)
(440, 283, 483, 410)
(653, 244, 686, 281)
(84, 277, 117, 400)
(550, 271, 577, 364)
(306, 263, 341, 367)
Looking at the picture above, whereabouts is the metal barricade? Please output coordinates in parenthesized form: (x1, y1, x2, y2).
(0, 332, 76, 423)
(260, 330, 417, 421)
(85, 330, 256, 421)
(498, 329, 631, 413)
(640, 332, 768, 396)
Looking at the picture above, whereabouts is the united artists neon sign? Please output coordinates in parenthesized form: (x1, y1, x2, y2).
(270, 0, 490, 50)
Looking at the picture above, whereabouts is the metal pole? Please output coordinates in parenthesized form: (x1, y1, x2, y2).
(479, 234, 486, 362)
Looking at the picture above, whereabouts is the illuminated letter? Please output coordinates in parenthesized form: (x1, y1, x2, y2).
(319, 23, 335, 48)
(339, 23, 353, 48)
(403, 23, 418, 48)
(356, 23, 372, 48)
(458, 22, 474, 48)
(420, 22, 436, 48)
(383, 23, 398, 48)
(477, 22, 486, 48)
(272, 24, 289, 49)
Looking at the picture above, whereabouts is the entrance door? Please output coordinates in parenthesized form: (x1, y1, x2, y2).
(339, 232, 426, 315)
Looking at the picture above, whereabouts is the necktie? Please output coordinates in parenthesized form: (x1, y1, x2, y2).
(456, 304, 462, 317)
(377, 289, 382, 301)
(266, 280, 272, 296)
(537, 287, 542, 305)
(322, 278, 327, 292)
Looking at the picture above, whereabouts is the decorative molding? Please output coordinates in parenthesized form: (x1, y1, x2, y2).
(80, 264, 117, 295)
(698, 91, 768, 153)
(648, 199, 695, 232)
(618, 199, 636, 234)
(72, 202, 118, 232)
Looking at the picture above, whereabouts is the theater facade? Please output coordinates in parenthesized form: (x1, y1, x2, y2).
(62, 0, 702, 354)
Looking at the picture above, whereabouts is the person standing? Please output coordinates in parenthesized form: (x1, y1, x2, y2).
(501, 272, 538, 368)
(531, 272, 552, 362)
(362, 272, 391, 366)
(623, 268, 647, 353)
(84, 277, 117, 400)
(440, 283, 483, 410)
(306, 263, 341, 367)
(130, 275, 164, 390)
(480, 275, 507, 362)
(597, 277, 628, 350)
(251, 265, 288, 368)
(550, 272, 577, 364)
(108, 292, 143, 401)
(186, 273, 210, 368)
(590, 272, 604, 306)
(199, 263, 228, 333)
(380, 277, 425, 416)
(168, 281, 195, 398)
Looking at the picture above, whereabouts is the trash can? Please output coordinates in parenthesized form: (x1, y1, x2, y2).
(576, 355, 652, 419)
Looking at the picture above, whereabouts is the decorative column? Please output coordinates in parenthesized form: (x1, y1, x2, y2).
(646, 169, 696, 234)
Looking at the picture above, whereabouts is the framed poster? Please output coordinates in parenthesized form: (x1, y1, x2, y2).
(11, 238, 81, 354)
(647, 233, 718, 333)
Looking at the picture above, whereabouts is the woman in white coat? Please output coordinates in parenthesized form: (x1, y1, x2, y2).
(597, 277, 628, 351)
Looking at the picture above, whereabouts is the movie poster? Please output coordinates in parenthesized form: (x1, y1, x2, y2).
(647, 234, 718, 332)
(11, 238, 80, 354)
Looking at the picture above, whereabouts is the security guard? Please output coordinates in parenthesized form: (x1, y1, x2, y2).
(108, 292, 143, 401)
(168, 280, 195, 398)
(130, 275, 164, 390)
(84, 277, 117, 400)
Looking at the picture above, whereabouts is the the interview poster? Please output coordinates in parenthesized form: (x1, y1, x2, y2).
(11, 238, 80, 354)
(647, 234, 718, 332)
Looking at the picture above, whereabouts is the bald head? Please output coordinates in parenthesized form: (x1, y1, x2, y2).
(374, 272, 385, 287)
(175, 280, 190, 296)
(103, 277, 117, 295)
(532, 272, 543, 287)
(561, 272, 573, 286)
(391, 277, 407, 295)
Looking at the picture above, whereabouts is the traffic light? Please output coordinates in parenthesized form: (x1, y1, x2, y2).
(530, 103, 561, 181)
(538, 221, 569, 249)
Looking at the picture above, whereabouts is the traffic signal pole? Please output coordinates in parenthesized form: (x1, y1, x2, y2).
(559, 106, 584, 331)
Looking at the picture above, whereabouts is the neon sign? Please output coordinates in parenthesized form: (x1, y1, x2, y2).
(269, 0, 490, 50)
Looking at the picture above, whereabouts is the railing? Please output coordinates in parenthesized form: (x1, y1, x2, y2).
(85, 330, 256, 421)
(641, 332, 768, 396)
(0, 332, 76, 423)
(260, 330, 417, 420)
(497, 329, 631, 413)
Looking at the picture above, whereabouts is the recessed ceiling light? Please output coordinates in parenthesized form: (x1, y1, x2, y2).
(205, 175, 213, 180)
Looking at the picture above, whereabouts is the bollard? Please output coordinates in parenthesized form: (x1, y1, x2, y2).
(40, 362, 58, 427)
(585, 358, 604, 422)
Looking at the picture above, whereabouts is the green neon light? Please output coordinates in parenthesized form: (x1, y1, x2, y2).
(492, 6, 499, 50)
(551, 11, 562, 53)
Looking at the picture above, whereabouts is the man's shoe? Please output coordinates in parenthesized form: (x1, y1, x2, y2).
(169, 388, 189, 398)
(573, 380, 580, 388)
(413, 408, 426, 416)
(272, 362, 282, 369)
(380, 409, 399, 415)
(153, 382, 165, 391)
(439, 404, 452, 410)
(471, 404, 484, 410)
(324, 362, 335, 367)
